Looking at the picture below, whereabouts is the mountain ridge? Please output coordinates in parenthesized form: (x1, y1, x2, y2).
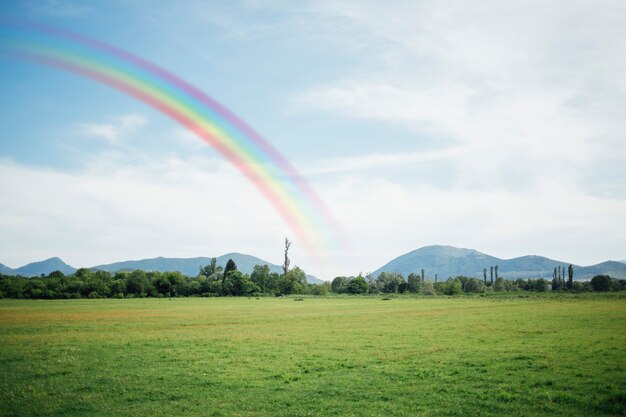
(372, 245, 626, 280)
(0, 257, 77, 277)
(3, 246, 624, 281)
(2, 254, 322, 283)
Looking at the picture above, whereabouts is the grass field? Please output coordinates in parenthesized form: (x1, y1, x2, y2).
(1, 295, 625, 416)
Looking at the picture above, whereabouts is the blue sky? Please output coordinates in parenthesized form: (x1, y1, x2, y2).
(1, 0, 625, 279)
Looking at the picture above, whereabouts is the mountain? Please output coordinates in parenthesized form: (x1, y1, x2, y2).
(10, 257, 77, 277)
(577, 261, 626, 279)
(0, 263, 16, 275)
(372, 246, 500, 280)
(1, 253, 322, 283)
(91, 253, 323, 284)
(373, 245, 626, 280)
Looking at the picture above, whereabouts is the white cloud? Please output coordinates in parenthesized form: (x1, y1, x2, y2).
(75, 114, 148, 144)
(287, 0, 626, 198)
(303, 148, 462, 176)
(75, 123, 118, 142)
(2, 152, 624, 278)
(0, 155, 293, 270)
(319, 174, 626, 275)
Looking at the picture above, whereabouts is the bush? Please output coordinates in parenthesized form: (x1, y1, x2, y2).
(591, 275, 612, 292)
(309, 283, 330, 296)
(463, 279, 483, 293)
(422, 282, 436, 295)
(443, 281, 462, 296)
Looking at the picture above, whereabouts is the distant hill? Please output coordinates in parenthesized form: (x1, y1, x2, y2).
(373, 245, 626, 280)
(372, 246, 500, 280)
(1, 253, 322, 283)
(91, 253, 323, 284)
(2, 257, 78, 277)
(576, 261, 626, 279)
(0, 263, 16, 275)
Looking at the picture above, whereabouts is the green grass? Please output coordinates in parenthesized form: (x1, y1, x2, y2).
(1, 295, 625, 416)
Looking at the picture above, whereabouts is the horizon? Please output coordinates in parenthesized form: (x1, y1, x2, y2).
(1, 2, 625, 279)
(2, 244, 624, 281)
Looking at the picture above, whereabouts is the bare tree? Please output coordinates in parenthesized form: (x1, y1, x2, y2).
(283, 237, 292, 276)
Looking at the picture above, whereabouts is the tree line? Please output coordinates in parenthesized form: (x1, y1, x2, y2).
(330, 271, 625, 295)
(0, 257, 331, 299)
(0, 265, 623, 300)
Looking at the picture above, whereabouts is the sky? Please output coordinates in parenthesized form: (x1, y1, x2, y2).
(1, 0, 625, 279)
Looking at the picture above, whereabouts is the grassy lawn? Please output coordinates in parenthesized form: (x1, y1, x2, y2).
(0, 295, 624, 416)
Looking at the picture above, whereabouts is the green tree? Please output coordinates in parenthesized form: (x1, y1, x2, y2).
(590, 275, 611, 292)
(280, 266, 307, 295)
(266, 272, 281, 294)
(366, 274, 380, 294)
(407, 273, 421, 293)
(222, 271, 256, 296)
(442, 280, 462, 295)
(223, 259, 237, 278)
(463, 278, 483, 293)
(331, 276, 348, 293)
(567, 264, 574, 289)
(199, 257, 219, 277)
(165, 272, 184, 296)
(125, 269, 148, 297)
(251, 264, 271, 293)
(153, 272, 173, 296)
(309, 282, 330, 295)
(376, 272, 404, 293)
(493, 277, 505, 292)
(75, 268, 93, 280)
(110, 279, 126, 296)
(48, 270, 65, 279)
(346, 276, 368, 294)
(533, 278, 548, 292)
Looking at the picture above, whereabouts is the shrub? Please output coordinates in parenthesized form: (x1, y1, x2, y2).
(443, 281, 462, 296)
(591, 275, 612, 292)
(463, 279, 483, 293)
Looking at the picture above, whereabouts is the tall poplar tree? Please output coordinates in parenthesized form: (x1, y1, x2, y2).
(567, 264, 574, 290)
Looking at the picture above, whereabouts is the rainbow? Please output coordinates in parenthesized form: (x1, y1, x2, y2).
(0, 20, 343, 257)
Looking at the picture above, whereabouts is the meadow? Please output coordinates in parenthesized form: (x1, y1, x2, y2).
(0, 295, 624, 416)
